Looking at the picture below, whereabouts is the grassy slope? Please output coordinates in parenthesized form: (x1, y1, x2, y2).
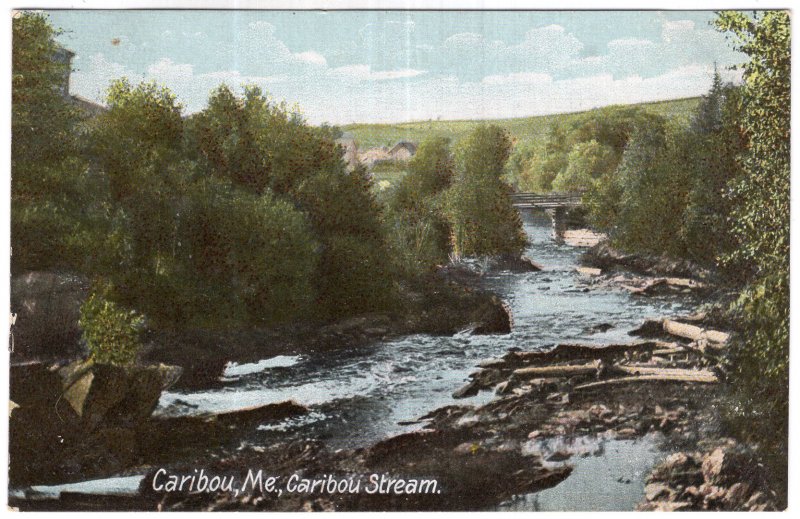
(344, 97, 700, 150)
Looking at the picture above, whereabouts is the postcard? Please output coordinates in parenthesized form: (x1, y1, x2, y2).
(5, 2, 792, 512)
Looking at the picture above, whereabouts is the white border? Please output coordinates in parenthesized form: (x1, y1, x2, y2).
(0, 1, 796, 518)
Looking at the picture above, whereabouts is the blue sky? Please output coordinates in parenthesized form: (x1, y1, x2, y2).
(45, 10, 747, 124)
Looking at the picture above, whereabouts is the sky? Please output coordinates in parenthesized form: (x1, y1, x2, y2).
(44, 10, 748, 125)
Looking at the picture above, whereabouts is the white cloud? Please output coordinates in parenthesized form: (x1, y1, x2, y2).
(481, 72, 552, 86)
(331, 64, 426, 81)
(292, 51, 327, 66)
(662, 20, 696, 43)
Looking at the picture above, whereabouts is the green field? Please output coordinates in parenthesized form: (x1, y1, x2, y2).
(344, 97, 700, 150)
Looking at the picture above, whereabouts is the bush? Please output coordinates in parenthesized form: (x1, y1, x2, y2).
(79, 292, 144, 366)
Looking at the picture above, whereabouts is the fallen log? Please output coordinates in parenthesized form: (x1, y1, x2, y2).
(509, 342, 656, 366)
(608, 364, 717, 380)
(662, 319, 730, 345)
(574, 373, 719, 392)
(513, 360, 601, 379)
(576, 267, 602, 276)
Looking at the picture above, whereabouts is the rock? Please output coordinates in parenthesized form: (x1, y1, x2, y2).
(575, 266, 602, 276)
(722, 482, 752, 509)
(615, 428, 638, 439)
(58, 360, 183, 428)
(701, 447, 750, 487)
(645, 482, 674, 501)
(215, 401, 308, 426)
(452, 380, 480, 399)
(546, 450, 572, 462)
(700, 483, 727, 507)
(494, 381, 511, 395)
(10, 271, 90, 362)
(454, 442, 481, 455)
(648, 452, 703, 486)
(471, 297, 513, 335)
(492, 254, 543, 272)
(639, 500, 694, 511)
(744, 491, 770, 511)
(583, 323, 613, 334)
(628, 318, 665, 338)
(10, 361, 64, 408)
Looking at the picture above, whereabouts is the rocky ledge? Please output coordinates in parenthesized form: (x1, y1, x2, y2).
(639, 444, 781, 511)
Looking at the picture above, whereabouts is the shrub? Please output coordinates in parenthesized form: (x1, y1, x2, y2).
(79, 292, 144, 366)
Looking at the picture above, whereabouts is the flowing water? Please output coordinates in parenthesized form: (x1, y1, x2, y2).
(157, 211, 692, 452)
(24, 212, 693, 508)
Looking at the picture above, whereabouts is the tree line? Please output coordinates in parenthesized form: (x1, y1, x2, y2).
(11, 13, 525, 362)
(509, 11, 790, 487)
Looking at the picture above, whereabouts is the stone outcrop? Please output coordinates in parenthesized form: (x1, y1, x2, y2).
(10, 271, 90, 362)
(638, 444, 780, 511)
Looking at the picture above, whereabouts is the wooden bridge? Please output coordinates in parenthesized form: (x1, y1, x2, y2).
(510, 191, 584, 243)
(510, 191, 584, 209)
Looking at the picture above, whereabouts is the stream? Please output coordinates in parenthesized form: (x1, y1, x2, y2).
(22, 211, 695, 509)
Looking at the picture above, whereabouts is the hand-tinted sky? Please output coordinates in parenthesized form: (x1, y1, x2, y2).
(46, 10, 746, 124)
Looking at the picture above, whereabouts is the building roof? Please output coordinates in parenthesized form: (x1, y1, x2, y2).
(389, 141, 417, 154)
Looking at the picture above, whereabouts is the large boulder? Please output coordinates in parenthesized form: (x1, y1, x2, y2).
(701, 447, 753, 487)
(470, 297, 512, 335)
(10, 271, 89, 362)
(8, 359, 184, 486)
(58, 359, 183, 428)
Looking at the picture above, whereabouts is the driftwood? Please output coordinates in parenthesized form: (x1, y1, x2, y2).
(509, 342, 656, 366)
(608, 364, 717, 380)
(574, 372, 718, 392)
(513, 360, 601, 379)
(662, 319, 730, 345)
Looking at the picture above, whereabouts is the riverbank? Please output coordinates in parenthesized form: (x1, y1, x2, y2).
(8, 227, 785, 511)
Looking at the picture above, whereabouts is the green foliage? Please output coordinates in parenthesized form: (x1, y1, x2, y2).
(680, 85, 745, 266)
(715, 10, 790, 470)
(344, 97, 700, 151)
(445, 126, 526, 257)
(79, 291, 144, 366)
(188, 85, 397, 320)
(11, 12, 89, 273)
(552, 139, 616, 192)
(177, 179, 318, 327)
(516, 107, 660, 194)
(583, 79, 745, 267)
(385, 137, 455, 273)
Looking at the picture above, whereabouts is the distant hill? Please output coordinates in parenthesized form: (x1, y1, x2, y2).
(343, 97, 700, 150)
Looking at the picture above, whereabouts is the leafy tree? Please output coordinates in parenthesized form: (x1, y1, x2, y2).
(178, 178, 318, 327)
(79, 291, 144, 366)
(11, 12, 88, 272)
(680, 85, 745, 266)
(552, 139, 616, 192)
(188, 85, 397, 319)
(715, 10, 790, 480)
(445, 125, 526, 257)
(386, 137, 455, 273)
